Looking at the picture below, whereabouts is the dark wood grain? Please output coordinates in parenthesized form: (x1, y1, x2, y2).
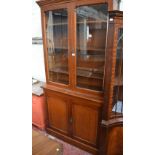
(107, 126, 123, 155)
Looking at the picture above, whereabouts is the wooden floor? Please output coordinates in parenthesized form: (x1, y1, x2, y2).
(32, 130, 62, 155)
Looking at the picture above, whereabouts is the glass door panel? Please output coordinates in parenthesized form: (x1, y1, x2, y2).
(112, 28, 123, 116)
(45, 9, 69, 85)
(76, 4, 108, 91)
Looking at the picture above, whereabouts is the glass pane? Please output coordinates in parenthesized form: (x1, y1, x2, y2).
(46, 9, 69, 84)
(112, 28, 123, 116)
(76, 4, 108, 91)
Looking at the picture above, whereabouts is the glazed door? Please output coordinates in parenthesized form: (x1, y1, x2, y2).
(75, 3, 109, 92)
(44, 8, 70, 86)
(111, 27, 123, 117)
(43, 3, 109, 92)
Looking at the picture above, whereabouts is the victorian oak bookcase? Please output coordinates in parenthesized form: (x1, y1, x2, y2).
(36, 0, 123, 155)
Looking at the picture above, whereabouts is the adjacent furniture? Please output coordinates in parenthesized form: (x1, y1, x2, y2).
(32, 81, 46, 130)
(36, 0, 123, 154)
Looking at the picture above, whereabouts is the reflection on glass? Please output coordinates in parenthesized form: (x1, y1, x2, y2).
(46, 9, 69, 84)
(76, 4, 108, 91)
(112, 28, 123, 115)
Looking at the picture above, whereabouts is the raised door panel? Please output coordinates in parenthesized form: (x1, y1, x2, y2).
(47, 95, 69, 134)
(72, 102, 99, 145)
(107, 126, 123, 155)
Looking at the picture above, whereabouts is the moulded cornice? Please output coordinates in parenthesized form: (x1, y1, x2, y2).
(36, 0, 77, 6)
(36, 0, 109, 7)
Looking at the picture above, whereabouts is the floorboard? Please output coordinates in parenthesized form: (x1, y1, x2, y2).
(32, 130, 62, 155)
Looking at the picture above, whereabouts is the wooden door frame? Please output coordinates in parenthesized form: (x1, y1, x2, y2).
(68, 0, 110, 98)
(41, 4, 73, 89)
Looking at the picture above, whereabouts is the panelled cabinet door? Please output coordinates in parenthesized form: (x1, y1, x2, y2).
(47, 95, 69, 134)
(71, 100, 100, 145)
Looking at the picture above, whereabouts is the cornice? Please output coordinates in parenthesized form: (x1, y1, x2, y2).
(36, 0, 76, 6)
(36, 0, 109, 7)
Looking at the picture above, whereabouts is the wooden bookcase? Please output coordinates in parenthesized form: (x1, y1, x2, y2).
(36, 0, 123, 155)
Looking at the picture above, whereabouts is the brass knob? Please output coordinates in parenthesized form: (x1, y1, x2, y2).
(69, 117, 73, 123)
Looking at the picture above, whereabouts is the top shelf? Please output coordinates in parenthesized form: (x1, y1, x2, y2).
(47, 46, 105, 52)
(47, 20, 107, 26)
(78, 20, 107, 24)
(48, 22, 67, 26)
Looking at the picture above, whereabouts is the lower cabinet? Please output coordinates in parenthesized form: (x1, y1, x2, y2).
(45, 90, 102, 154)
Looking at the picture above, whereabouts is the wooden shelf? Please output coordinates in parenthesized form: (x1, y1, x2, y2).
(77, 54, 105, 62)
(47, 47, 68, 52)
(77, 67, 103, 79)
(77, 73, 103, 80)
(47, 20, 107, 26)
(77, 48, 105, 52)
(47, 22, 67, 26)
(50, 67, 68, 74)
(78, 20, 107, 24)
(49, 67, 103, 80)
(48, 52, 104, 57)
(47, 47, 104, 51)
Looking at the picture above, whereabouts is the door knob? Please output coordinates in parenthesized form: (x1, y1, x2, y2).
(69, 117, 73, 124)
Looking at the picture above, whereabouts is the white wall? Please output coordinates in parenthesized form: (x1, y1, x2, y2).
(32, 0, 42, 38)
(32, 1, 46, 82)
(32, 45, 46, 82)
